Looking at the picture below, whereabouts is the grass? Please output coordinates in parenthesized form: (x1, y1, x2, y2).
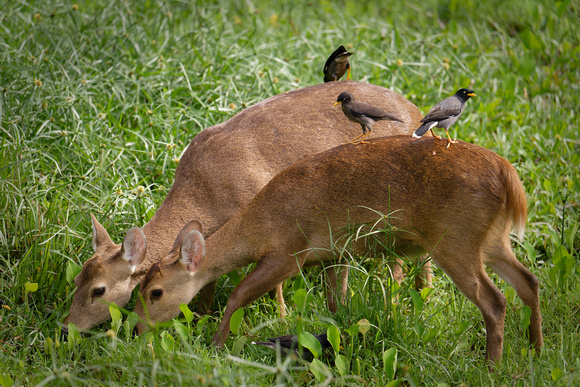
(0, 0, 579, 385)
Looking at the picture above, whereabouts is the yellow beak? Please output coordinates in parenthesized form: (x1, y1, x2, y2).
(333, 101, 342, 106)
(468, 93, 476, 97)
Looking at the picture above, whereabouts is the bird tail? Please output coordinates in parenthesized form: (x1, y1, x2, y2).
(412, 123, 430, 138)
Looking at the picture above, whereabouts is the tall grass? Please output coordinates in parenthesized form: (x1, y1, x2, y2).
(0, 0, 578, 385)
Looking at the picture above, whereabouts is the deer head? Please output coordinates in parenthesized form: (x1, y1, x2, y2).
(134, 221, 205, 334)
(63, 214, 147, 330)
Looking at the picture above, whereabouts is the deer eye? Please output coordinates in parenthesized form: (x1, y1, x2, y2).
(151, 289, 163, 300)
(91, 286, 106, 300)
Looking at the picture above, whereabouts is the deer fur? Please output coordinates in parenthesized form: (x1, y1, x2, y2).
(135, 136, 542, 364)
(63, 81, 426, 330)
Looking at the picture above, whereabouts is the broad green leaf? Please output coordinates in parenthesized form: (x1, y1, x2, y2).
(548, 266, 559, 287)
(66, 261, 81, 287)
(298, 331, 321, 359)
(420, 287, 434, 299)
(553, 245, 574, 276)
(413, 324, 425, 338)
(179, 303, 194, 322)
(386, 381, 404, 387)
(232, 336, 248, 356)
(409, 289, 423, 313)
(109, 302, 121, 324)
(196, 315, 211, 334)
(346, 323, 359, 337)
(292, 288, 313, 315)
(24, 282, 38, 293)
(422, 327, 438, 342)
(502, 74, 516, 96)
(0, 374, 13, 387)
(505, 286, 516, 303)
(292, 276, 306, 291)
(454, 321, 470, 337)
(383, 347, 397, 380)
(161, 331, 174, 352)
(335, 354, 349, 376)
(310, 358, 329, 381)
(520, 305, 532, 332)
(230, 308, 244, 335)
(172, 320, 188, 340)
(551, 367, 563, 381)
(67, 323, 81, 349)
(358, 319, 371, 336)
(518, 54, 536, 78)
(327, 325, 341, 354)
(520, 28, 543, 51)
(227, 270, 242, 287)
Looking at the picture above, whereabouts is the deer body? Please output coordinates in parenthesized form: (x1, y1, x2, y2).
(136, 136, 542, 364)
(64, 81, 424, 330)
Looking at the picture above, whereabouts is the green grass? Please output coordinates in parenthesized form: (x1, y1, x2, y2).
(1, 0, 579, 385)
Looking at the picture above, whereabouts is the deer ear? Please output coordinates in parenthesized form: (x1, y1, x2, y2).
(170, 220, 204, 253)
(120, 227, 147, 267)
(179, 230, 205, 273)
(91, 214, 114, 252)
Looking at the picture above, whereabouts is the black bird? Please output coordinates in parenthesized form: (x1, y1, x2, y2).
(412, 88, 476, 147)
(323, 46, 353, 82)
(252, 333, 331, 361)
(334, 91, 404, 144)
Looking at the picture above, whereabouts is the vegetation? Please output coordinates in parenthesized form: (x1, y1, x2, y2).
(0, 0, 578, 385)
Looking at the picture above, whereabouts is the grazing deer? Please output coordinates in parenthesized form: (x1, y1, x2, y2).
(135, 136, 542, 364)
(63, 81, 426, 331)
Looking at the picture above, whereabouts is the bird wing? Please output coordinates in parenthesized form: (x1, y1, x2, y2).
(323, 46, 347, 74)
(420, 96, 463, 123)
(350, 102, 403, 122)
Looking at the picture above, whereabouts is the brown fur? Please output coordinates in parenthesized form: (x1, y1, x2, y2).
(65, 81, 425, 330)
(136, 136, 542, 365)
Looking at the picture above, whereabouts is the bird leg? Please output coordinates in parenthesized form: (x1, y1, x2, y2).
(356, 130, 372, 144)
(429, 128, 442, 140)
(346, 66, 351, 80)
(444, 129, 458, 148)
(346, 132, 366, 144)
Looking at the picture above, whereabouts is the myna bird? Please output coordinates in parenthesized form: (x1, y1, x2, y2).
(323, 46, 353, 82)
(334, 91, 404, 144)
(252, 333, 331, 361)
(412, 88, 476, 147)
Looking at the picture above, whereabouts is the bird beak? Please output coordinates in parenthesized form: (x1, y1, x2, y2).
(333, 101, 342, 106)
(468, 92, 476, 97)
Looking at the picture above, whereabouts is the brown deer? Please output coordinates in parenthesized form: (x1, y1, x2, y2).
(134, 135, 542, 364)
(63, 81, 427, 331)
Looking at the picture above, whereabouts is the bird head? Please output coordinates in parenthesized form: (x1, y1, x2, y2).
(334, 91, 354, 106)
(455, 88, 476, 100)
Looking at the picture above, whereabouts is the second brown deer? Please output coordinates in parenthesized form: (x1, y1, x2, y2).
(135, 135, 542, 364)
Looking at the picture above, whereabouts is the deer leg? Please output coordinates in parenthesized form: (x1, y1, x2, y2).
(195, 280, 218, 315)
(414, 254, 433, 290)
(212, 255, 300, 347)
(484, 247, 543, 354)
(274, 283, 286, 320)
(324, 265, 349, 313)
(435, 254, 507, 364)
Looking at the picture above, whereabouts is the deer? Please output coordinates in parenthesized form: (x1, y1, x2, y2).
(134, 135, 542, 365)
(63, 81, 430, 331)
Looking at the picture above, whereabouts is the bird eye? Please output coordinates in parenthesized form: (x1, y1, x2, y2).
(151, 289, 163, 300)
(92, 286, 106, 298)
